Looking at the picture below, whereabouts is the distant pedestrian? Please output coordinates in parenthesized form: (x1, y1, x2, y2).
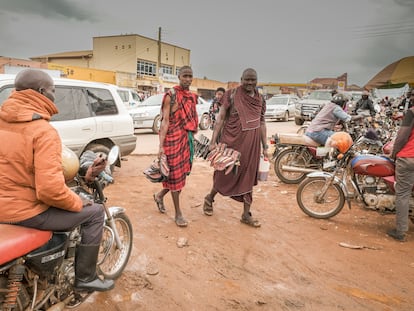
(203, 68, 268, 227)
(209, 87, 225, 130)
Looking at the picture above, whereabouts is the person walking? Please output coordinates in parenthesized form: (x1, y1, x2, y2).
(202, 68, 267, 227)
(0, 69, 114, 292)
(153, 66, 199, 227)
(388, 106, 414, 241)
(209, 87, 226, 130)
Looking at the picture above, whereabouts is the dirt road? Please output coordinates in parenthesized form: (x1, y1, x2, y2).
(77, 149, 414, 311)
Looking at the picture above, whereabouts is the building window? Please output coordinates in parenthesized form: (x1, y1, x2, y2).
(161, 65, 172, 75)
(175, 67, 181, 76)
(137, 60, 157, 77)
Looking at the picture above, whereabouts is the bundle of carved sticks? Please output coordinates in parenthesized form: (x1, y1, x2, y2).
(194, 135, 241, 175)
(207, 143, 241, 175)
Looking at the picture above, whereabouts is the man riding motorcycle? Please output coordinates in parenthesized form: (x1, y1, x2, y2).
(355, 90, 376, 117)
(305, 93, 363, 147)
(0, 69, 114, 292)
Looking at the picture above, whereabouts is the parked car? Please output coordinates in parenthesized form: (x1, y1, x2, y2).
(0, 74, 137, 163)
(116, 87, 142, 109)
(129, 93, 211, 134)
(265, 94, 299, 121)
(294, 89, 333, 125)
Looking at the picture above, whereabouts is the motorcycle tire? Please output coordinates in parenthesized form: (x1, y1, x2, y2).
(98, 212, 133, 280)
(296, 176, 345, 219)
(274, 148, 307, 184)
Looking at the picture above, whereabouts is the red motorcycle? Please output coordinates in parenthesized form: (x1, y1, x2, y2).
(296, 140, 414, 221)
(271, 129, 383, 184)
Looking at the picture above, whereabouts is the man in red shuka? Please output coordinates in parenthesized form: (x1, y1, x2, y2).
(153, 66, 198, 227)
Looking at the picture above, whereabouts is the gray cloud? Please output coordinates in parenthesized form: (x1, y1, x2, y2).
(0, 0, 413, 87)
(2, 0, 98, 21)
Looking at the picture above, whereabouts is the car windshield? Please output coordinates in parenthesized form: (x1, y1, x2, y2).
(140, 94, 163, 107)
(267, 97, 288, 105)
(352, 93, 362, 101)
(308, 91, 332, 100)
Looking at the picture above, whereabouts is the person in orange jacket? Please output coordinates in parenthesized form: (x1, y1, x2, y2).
(0, 69, 114, 292)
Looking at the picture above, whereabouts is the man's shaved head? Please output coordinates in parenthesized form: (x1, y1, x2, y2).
(14, 69, 55, 102)
(15, 69, 54, 91)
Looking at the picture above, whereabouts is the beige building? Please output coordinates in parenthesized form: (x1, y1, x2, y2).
(30, 34, 215, 96)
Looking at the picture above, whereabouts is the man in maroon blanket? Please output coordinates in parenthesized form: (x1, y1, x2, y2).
(203, 68, 268, 227)
(153, 66, 198, 227)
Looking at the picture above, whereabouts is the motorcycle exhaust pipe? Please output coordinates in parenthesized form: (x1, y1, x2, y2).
(281, 165, 318, 173)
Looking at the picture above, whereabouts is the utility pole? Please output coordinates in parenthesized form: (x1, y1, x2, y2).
(157, 27, 161, 78)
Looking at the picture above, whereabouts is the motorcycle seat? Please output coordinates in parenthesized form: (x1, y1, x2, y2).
(0, 224, 52, 265)
(278, 133, 320, 147)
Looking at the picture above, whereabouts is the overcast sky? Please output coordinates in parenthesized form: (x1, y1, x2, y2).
(1, 0, 414, 86)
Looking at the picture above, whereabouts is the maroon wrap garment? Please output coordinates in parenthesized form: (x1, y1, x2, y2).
(213, 86, 266, 204)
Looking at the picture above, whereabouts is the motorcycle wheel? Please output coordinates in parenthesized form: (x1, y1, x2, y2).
(274, 148, 307, 184)
(296, 177, 345, 219)
(98, 213, 133, 279)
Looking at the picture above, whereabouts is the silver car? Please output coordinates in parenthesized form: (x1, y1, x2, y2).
(129, 93, 211, 133)
(265, 94, 299, 122)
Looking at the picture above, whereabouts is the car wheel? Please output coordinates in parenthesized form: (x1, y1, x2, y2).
(283, 111, 289, 122)
(199, 113, 210, 130)
(295, 117, 304, 125)
(152, 115, 161, 134)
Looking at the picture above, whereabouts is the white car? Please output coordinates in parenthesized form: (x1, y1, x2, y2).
(116, 87, 143, 109)
(129, 93, 211, 134)
(265, 94, 299, 122)
(294, 89, 333, 125)
(0, 74, 136, 161)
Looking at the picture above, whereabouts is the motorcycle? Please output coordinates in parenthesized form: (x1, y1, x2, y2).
(0, 146, 133, 310)
(270, 127, 383, 184)
(295, 139, 414, 221)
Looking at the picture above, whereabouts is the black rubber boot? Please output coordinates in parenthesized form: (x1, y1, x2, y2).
(74, 244, 115, 292)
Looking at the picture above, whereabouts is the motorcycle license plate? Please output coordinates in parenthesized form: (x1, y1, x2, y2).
(323, 160, 336, 169)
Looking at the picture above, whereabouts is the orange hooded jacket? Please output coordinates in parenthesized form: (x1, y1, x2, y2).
(0, 89, 82, 223)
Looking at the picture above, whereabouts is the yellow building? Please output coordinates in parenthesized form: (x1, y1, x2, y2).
(31, 34, 195, 95)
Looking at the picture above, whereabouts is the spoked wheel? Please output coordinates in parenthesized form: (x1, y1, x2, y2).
(296, 177, 345, 219)
(274, 148, 307, 184)
(98, 213, 133, 279)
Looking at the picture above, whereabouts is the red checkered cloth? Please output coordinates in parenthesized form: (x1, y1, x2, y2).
(161, 86, 198, 191)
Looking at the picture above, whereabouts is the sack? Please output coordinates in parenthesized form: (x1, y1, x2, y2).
(143, 154, 169, 183)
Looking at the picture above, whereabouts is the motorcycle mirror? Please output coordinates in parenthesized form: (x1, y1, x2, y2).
(107, 146, 120, 165)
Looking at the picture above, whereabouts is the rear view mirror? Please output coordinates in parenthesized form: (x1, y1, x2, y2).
(108, 146, 120, 165)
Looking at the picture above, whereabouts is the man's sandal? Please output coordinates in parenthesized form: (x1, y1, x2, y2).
(203, 195, 214, 216)
(153, 194, 166, 213)
(240, 212, 261, 228)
